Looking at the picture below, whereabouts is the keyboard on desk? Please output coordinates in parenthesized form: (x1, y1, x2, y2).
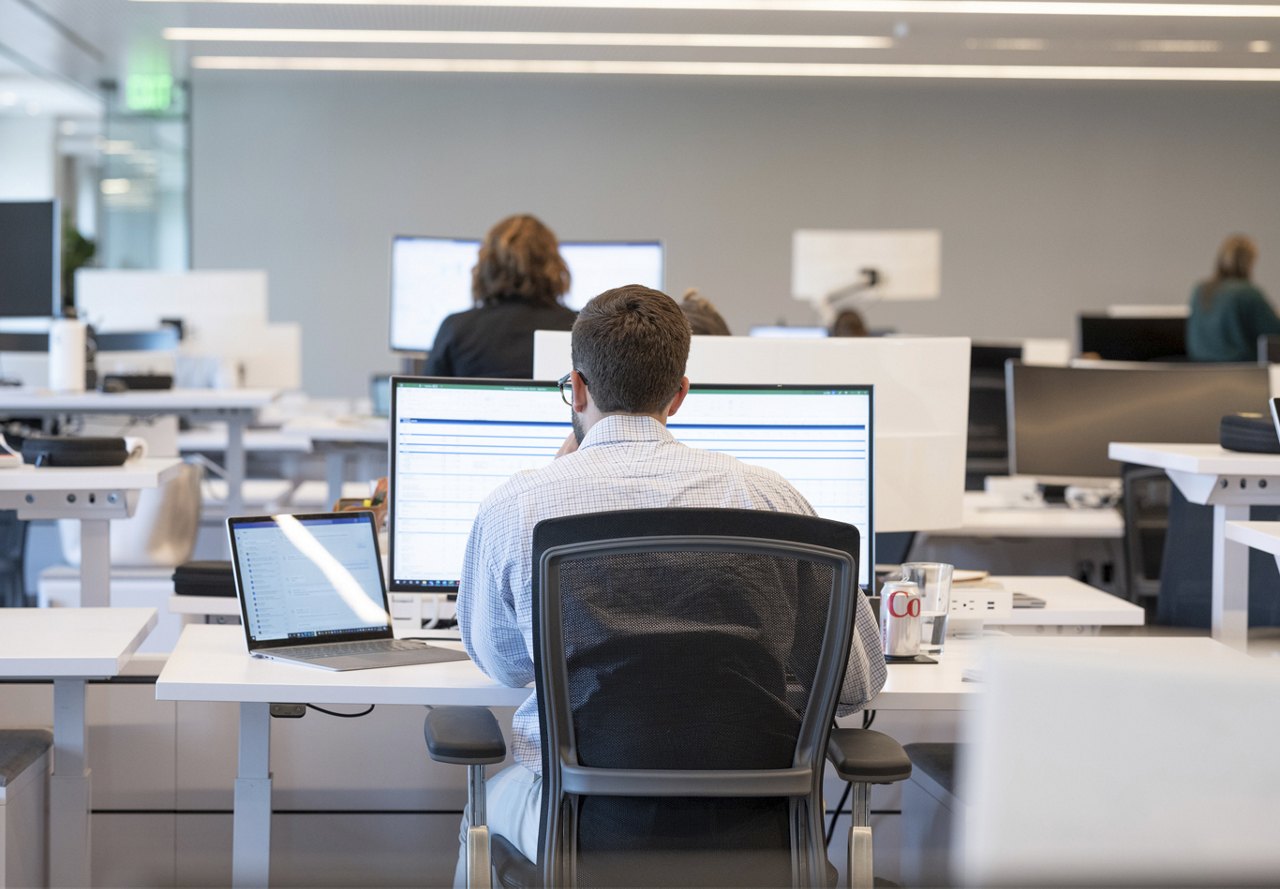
(285, 638, 427, 660)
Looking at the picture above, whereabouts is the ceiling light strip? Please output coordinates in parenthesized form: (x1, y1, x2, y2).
(163, 28, 894, 48)
(134, 0, 1280, 19)
(191, 55, 1280, 79)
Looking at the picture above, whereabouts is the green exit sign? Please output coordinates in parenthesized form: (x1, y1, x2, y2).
(125, 74, 173, 113)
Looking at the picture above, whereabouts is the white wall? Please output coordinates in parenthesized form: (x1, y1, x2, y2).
(0, 116, 55, 198)
(191, 73, 1280, 396)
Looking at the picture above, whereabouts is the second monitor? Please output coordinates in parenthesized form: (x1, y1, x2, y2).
(389, 236, 664, 352)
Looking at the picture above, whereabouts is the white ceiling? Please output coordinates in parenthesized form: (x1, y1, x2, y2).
(7, 0, 1280, 95)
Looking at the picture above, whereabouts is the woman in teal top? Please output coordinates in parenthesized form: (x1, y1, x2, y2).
(1187, 234, 1280, 362)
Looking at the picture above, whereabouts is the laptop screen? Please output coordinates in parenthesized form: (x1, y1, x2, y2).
(229, 512, 391, 647)
(389, 377, 874, 592)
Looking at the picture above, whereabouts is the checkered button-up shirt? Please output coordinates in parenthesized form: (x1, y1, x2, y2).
(456, 413, 886, 774)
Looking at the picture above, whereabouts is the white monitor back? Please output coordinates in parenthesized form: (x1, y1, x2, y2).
(533, 331, 968, 532)
(957, 637, 1280, 887)
(792, 229, 941, 307)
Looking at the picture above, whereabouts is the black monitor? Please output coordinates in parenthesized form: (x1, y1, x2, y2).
(0, 201, 59, 318)
(967, 344, 1023, 486)
(1076, 314, 1187, 362)
(389, 376, 874, 592)
(1006, 361, 1269, 482)
(388, 235, 663, 352)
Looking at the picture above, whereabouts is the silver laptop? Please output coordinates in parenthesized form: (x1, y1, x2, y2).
(227, 511, 468, 671)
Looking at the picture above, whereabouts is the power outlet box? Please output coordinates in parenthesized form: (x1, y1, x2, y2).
(950, 588, 1013, 621)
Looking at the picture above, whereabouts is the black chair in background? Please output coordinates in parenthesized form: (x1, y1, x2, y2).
(426, 508, 910, 888)
(0, 511, 29, 607)
(1119, 464, 1171, 614)
(1157, 488, 1280, 628)
(1258, 333, 1280, 365)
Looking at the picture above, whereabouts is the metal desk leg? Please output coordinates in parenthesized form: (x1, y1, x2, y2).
(50, 679, 90, 888)
(326, 451, 346, 508)
(78, 518, 111, 608)
(1213, 503, 1250, 650)
(233, 702, 272, 888)
(226, 417, 248, 517)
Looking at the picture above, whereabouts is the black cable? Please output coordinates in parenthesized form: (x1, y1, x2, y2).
(306, 703, 375, 718)
(825, 782, 852, 847)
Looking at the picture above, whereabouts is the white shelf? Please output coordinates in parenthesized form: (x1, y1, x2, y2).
(1225, 520, 1280, 558)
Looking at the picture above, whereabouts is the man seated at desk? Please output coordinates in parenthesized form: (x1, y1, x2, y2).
(454, 285, 887, 879)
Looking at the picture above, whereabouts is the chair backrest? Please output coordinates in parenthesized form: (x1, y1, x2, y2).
(530, 508, 861, 888)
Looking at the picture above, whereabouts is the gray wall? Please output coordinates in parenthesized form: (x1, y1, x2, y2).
(191, 73, 1280, 397)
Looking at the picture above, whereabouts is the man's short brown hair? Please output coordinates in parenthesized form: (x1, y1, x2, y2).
(571, 286, 691, 414)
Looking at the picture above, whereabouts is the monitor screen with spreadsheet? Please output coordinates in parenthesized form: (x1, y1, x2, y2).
(388, 377, 874, 592)
(388, 236, 663, 352)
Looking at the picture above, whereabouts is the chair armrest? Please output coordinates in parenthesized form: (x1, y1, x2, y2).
(424, 706, 508, 765)
(827, 728, 912, 784)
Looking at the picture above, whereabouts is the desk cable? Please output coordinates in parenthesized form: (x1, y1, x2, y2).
(307, 704, 375, 718)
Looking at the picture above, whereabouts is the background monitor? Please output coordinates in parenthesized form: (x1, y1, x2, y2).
(388, 235, 664, 352)
(0, 201, 59, 318)
(559, 240, 663, 311)
(1076, 314, 1188, 362)
(535, 331, 970, 533)
(389, 236, 479, 353)
(389, 377, 874, 592)
(1006, 361, 1270, 482)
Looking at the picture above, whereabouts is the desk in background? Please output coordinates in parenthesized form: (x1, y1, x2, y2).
(279, 416, 388, 506)
(1109, 442, 1280, 649)
(0, 459, 184, 607)
(0, 388, 279, 516)
(914, 492, 1123, 593)
(0, 608, 157, 888)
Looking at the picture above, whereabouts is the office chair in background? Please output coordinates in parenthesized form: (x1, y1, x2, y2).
(425, 508, 909, 889)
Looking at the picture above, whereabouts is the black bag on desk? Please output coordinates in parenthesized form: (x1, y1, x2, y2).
(1220, 413, 1280, 454)
(20, 433, 128, 467)
(173, 560, 236, 597)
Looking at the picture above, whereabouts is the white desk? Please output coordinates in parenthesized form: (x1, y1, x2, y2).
(0, 388, 279, 515)
(0, 458, 184, 606)
(0, 607, 157, 888)
(927, 492, 1123, 540)
(156, 625, 527, 888)
(972, 575, 1143, 631)
(280, 416, 387, 506)
(1109, 442, 1280, 649)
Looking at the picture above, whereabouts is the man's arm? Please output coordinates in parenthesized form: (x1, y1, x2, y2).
(837, 593, 888, 716)
(456, 503, 536, 689)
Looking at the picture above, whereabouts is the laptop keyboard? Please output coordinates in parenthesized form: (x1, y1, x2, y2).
(286, 639, 425, 660)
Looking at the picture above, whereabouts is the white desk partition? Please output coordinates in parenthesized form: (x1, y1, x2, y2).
(957, 636, 1271, 888)
(533, 331, 969, 532)
(75, 270, 302, 390)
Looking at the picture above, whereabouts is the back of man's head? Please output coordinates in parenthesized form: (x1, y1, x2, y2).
(571, 285, 691, 415)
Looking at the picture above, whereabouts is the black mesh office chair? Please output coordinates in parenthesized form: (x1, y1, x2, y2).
(425, 508, 909, 889)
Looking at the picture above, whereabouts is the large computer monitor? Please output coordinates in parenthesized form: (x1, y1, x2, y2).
(0, 201, 59, 318)
(535, 331, 969, 532)
(388, 235, 663, 352)
(388, 376, 874, 592)
(1006, 361, 1270, 483)
(1076, 314, 1188, 362)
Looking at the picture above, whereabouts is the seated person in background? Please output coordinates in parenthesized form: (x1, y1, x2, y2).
(424, 214, 577, 378)
(1187, 234, 1280, 362)
(830, 308, 869, 337)
(454, 285, 886, 879)
(679, 287, 731, 335)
